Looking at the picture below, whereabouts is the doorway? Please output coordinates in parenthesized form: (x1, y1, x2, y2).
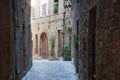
(58, 30, 62, 57)
(35, 34, 38, 54)
(88, 6, 96, 80)
(76, 20, 79, 73)
(40, 32, 48, 59)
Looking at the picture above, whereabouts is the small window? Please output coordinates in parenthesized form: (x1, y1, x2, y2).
(53, 0, 59, 14)
(42, 3, 47, 16)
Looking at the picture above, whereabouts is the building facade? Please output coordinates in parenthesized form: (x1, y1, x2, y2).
(31, 0, 71, 60)
(71, 0, 120, 80)
(0, 0, 32, 80)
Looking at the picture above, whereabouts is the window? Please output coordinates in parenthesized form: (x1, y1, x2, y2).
(42, 3, 47, 16)
(53, 0, 59, 14)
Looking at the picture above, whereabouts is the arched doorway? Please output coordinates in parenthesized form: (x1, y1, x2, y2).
(40, 32, 48, 59)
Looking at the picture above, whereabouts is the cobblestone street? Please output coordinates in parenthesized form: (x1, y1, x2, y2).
(22, 60, 78, 80)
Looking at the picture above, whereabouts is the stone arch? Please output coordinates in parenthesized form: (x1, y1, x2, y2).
(35, 34, 38, 54)
(40, 32, 48, 59)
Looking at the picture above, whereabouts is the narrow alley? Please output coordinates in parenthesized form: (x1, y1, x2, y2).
(22, 60, 78, 80)
(0, 0, 120, 80)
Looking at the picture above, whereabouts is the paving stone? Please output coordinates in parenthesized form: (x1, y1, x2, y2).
(22, 60, 78, 80)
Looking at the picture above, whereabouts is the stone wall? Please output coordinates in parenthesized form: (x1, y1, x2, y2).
(71, 0, 120, 80)
(31, 0, 71, 59)
(95, 0, 120, 80)
(0, 0, 15, 80)
(79, 1, 88, 80)
(71, 0, 88, 80)
(0, 0, 32, 80)
(31, 14, 64, 59)
(15, 0, 32, 79)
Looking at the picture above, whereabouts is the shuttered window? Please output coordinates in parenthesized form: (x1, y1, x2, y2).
(42, 3, 47, 16)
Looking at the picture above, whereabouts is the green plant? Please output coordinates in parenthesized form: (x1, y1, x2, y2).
(53, 2, 58, 9)
(15, 24, 19, 32)
(64, 24, 71, 33)
(50, 36, 55, 56)
(72, 37, 78, 45)
(62, 44, 71, 61)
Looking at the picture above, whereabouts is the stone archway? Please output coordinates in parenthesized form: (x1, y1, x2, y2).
(40, 32, 48, 59)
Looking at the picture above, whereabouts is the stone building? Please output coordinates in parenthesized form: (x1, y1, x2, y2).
(71, 0, 120, 80)
(0, 0, 32, 80)
(31, 0, 71, 60)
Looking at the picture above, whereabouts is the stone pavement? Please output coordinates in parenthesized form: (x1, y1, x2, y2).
(22, 59, 78, 80)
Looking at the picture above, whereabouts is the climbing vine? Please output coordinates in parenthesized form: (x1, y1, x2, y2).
(64, 24, 71, 33)
(50, 36, 55, 56)
(72, 37, 78, 45)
